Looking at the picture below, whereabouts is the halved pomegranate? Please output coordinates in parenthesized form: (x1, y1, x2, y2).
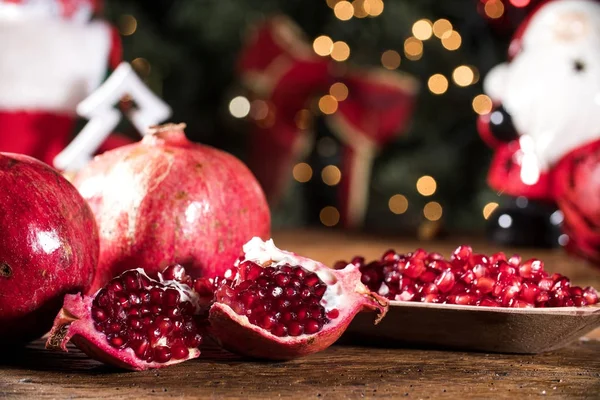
(46, 267, 202, 370)
(208, 238, 388, 360)
(339, 245, 599, 308)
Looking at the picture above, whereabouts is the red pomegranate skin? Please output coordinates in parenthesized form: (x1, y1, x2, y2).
(0, 153, 98, 342)
(74, 124, 271, 293)
(553, 139, 600, 264)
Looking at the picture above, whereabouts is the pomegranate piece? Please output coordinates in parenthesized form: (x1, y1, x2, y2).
(338, 246, 599, 308)
(208, 238, 388, 360)
(73, 123, 270, 293)
(0, 153, 98, 343)
(46, 268, 202, 370)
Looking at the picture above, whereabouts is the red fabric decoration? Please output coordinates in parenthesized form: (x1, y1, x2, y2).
(238, 16, 418, 227)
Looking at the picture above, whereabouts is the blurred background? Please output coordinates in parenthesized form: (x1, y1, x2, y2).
(100, 0, 537, 236)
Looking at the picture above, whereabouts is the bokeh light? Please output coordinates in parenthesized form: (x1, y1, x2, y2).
(365, 0, 384, 16)
(452, 65, 475, 87)
(118, 14, 137, 36)
(294, 109, 312, 130)
(317, 137, 338, 157)
(428, 74, 448, 95)
(322, 165, 342, 186)
(483, 202, 499, 219)
(412, 19, 433, 41)
(416, 176, 437, 196)
(404, 37, 423, 61)
(423, 202, 443, 221)
(293, 163, 313, 183)
(433, 19, 453, 39)
(389, 194, 409, 214)
(330, 82, 349, 101)
(381, 50, 401, 70)
(472, 94, 493, 115)
(228, 96, 251, 118)
(353, 0, 369, 17)
(250, 100, 269, 120)
(131, 57, 151, 78)
(320, 206, 341, 227)
(441, 31, 462, 50)
(319, 95, 339, 114)
(510, 0, 531, 7)
(331, 41, 351, 61)
(313, 35, 334, 56)
(327, 0, 342, 8)
(334, 1, 354, 21)
(484, 0, 505, 19)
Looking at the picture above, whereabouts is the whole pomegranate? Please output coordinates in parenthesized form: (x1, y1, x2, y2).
(73, 123, 271, 292)
(553, 140, 600, 264)
(0, 153, 98, 342)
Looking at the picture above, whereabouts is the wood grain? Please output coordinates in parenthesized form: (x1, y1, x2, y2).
(1, 230, 599, 399)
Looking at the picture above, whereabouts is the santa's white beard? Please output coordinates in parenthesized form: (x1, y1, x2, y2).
(502, 44, 600, 170)
(0, 19, 111, 114)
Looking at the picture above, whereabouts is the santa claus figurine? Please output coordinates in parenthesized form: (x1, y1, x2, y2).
(478, 0, 600, 248)
(0, 0, 170, 171)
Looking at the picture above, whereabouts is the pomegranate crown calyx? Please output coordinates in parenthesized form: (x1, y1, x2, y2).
(144, 123, 190, 146)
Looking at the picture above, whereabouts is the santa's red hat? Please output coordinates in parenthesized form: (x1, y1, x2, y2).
(508, 0, 600, 59)
(0, 0, 101, 22)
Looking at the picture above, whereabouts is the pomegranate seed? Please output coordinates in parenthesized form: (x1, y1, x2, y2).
(520, 282, 539, 304)
(422, 283, 438, 295)
(326, 309, 340, 319)
(287, 321, 304, 336)
(419, 269, 437, 283)
(475, 277, 495, 294)
(154, 346, 172, 363)
(489, 252, 507, 264)
(519, 259, 544, 279)
(171, 345, 189, 360)
(472, 264, 489, 278)
(404, 259, 426, 279)
(423, 294, 441, 303)
(538, 278, 554, 291)
(304, 319, 321, 334)
(108, 334, 127, 349)
(434, 270, 455, 293)
(452, 245, 472, 263)
(382, 250, 398, 261)
(507, 255, 522, 268)
(511, 300, 534, 308)
(479, 298, 499, 307)
(583, 287, 599, 304)
(428, 252, 444, 261)
(271, 323, 288, 337)
(469, 254, 489, 267)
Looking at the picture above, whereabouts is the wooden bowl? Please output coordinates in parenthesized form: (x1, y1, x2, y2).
(344, 301, 600, 354)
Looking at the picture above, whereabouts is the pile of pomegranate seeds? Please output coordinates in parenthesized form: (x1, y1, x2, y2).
(91, 269, 202, 363)
(214, 261, 338, 337)
(337, 245, 599, 308)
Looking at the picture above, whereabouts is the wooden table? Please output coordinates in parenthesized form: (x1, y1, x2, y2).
(1, 230, 599, 399)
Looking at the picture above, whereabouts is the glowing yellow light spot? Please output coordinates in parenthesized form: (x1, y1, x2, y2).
(250, 100, 269, 120)
(433, 19, 453, 39)
(313, 35, 334, 57)
(327, 0, 342, 8)
(294, 109, 312, 130)
(118, 14, 137, 36)
(319, 95, 339, 115)
(423, 202, 443, 221)
(317, 137, 338, 157)
(131, 57, 151, 78)
(293, 163, 313, 183)
(381, 50, 401, 70)
(483, 202, 499, 219)
(485, 0, 505, 19)
(330, 82, 349, 101)
(322, 165, 342, 186)
(331, 41, 351, 61)
(416, 176, 437, 196)
(452, 65, 475, 87)
(353, 0, 369, 18)
(228, 96, 251, 118)
(365, 0, 384, 16)
(334, 1, 354, 21)
(441, 31, 462, 51)
(412, 19, 433, 41)
(320, 206, 340, 227)
(472, 94, 493, 115)
(427, 74, 448, 95)
(404, 37, 423, 61)
(471, 66, 481, 84)
(389, 194, 409, 214)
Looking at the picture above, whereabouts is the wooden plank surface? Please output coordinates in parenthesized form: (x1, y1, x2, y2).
(1, 230, 599, 399)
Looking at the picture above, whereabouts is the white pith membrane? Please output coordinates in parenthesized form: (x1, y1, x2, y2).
(220, 237, 367, 339)
(48, 268, 201, 370)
